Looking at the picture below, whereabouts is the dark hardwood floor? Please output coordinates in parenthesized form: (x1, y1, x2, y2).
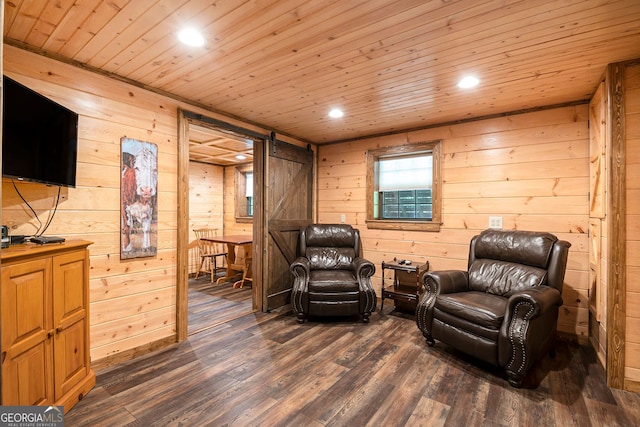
(67, 303, 640, 427)
(188, 275, 253, 335)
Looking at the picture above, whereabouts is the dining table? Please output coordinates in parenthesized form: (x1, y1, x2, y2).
(201, 234, 252, 287)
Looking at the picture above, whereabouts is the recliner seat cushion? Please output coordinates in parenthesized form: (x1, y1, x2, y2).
(433, 309, 501, 342)
(468, 259, 548, 296)
(308, 269, 358, 293)
(435, 291, 507, 330)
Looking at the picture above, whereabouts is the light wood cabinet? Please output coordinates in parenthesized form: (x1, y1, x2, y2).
(1, 240, 95, 413)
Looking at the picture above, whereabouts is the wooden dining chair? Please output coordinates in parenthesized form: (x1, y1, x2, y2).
(237, 246, 253, 288)
(193, 228, 227, 282)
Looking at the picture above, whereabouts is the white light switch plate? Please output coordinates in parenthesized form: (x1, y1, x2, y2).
(340, 214, 346, 223)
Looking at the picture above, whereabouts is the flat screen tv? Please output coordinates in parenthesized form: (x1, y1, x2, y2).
(2, 75, 78, 188)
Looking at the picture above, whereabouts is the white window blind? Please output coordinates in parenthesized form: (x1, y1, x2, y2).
(378, 155, 432, 191)
(245, 173, 253, 197)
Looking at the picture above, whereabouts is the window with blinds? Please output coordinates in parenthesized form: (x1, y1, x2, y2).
(235, 166, 253, 222)
(246, 172, 254, 217)
(376, 155, 433, 220)
(366, 140, 442, 231)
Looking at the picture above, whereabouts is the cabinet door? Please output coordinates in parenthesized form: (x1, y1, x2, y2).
(1, 258, 54, 406)
(52, 250, 89, 401)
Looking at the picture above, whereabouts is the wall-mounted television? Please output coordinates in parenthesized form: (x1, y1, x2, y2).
(2, 75, 78, 188)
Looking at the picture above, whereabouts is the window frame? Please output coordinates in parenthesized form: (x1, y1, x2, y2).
(366, 140, 442, 232)
(234, 165, 253, 223)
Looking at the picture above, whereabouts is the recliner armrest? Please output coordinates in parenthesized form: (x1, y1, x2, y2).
(290, 257, 311, 282)
(422, 270, 469, 295)
(353, 257, 375, 279)
(416, 270, 468, 343)
(505, 286, 563, 320)
(499, 285, 563, 382)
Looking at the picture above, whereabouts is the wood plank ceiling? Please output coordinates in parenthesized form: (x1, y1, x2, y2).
(4, 0, 640, 150)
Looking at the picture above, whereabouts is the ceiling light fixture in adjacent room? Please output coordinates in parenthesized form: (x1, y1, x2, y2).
(328, 108, 344, 118)
(457, 75, 480, 89)
(178, 28, 205, 47)
(236, 154, 247, 160)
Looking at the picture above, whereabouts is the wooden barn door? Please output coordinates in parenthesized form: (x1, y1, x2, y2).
(259, 135, 314, 311)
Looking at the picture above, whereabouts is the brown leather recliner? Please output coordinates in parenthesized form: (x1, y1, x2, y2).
(416, 229, 571, 387)
(290, 224, 376, 323)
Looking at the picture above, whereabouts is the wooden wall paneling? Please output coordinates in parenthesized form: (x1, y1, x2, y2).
(90, 323, 176, 363)
(606, 62, 626, 389)
(188, 161, 224, 275)
(589, 218, 603, 321)
(317, 104, 590, 340)
(628, 312, 640, 350)
(444, 177, 588, 199)
(223, 165, 254, 237)
(2, 46, 284, 364)
(589, 81, 607, 218)
(625, 62, 640, 386)
(89, 269, 174, 303)
(627, 354, 640, 393)
(90, 305, 174, 349)
(0, 39, 266, 367)
(444, 159, 588, 183)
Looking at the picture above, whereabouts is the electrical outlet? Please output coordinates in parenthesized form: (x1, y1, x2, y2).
(340, 214, 346, 223)
(489, 216, 503, 229)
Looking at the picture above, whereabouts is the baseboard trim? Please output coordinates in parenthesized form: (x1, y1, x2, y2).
(624, 379, 640, 393)
(91, 336, 177, 373)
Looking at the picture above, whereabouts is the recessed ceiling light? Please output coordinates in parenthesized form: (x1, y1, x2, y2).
(328, 108, 344, 118)
(457, 75, 480, 89)
(178, 28, 205, 47)
(236, 154, 247, 160)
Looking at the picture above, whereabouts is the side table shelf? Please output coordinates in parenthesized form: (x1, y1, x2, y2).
(380, 260, 429, 313)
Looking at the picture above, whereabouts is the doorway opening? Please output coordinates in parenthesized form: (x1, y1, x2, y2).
(177, 111, 261, 337)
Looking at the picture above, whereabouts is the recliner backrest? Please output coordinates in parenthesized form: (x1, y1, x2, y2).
(301, 224, 359, 270)
(467, 230, 559, 297)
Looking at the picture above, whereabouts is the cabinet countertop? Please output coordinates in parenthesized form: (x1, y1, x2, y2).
(1, 239, 93, 263)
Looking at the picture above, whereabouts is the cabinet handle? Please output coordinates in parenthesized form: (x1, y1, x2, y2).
(47, 329, 55, 339)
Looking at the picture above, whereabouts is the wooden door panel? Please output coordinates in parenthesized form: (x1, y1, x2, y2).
(54, 318, 87, 400)
(263, 139, 314, 310)
(1, 259, 53, 406)
(53, 251, 87, 327)
(52, 250, 89, 400)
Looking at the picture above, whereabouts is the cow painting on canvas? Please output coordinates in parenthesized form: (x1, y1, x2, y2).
(121, 138, 158, 259)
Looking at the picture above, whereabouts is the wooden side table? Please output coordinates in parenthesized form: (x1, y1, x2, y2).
(380, 260, 429, 313)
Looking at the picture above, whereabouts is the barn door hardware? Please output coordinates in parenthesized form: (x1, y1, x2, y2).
(270, 131, 277, 155)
